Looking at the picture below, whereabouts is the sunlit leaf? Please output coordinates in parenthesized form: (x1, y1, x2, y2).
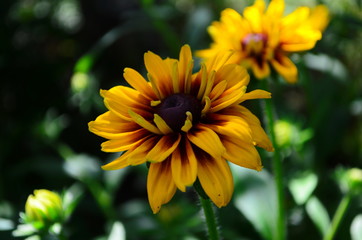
(306, 196, 330, 236)
(350, 214, 362, 240)
(63, 154, 101, 181)
(232, 166, 276, 240)
(289, 171, 318, 205)
(0, 218, 14, 231)
(108, 221, 126, 240)
(62, 183, 84, 220)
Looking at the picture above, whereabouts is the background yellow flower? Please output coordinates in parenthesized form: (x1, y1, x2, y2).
(197, 0, 330, 83)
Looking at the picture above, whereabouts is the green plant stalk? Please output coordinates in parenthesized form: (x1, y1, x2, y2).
(262, 80, 286, 240)
(199, 196, 220, 240)
(323, 193, 352, 240)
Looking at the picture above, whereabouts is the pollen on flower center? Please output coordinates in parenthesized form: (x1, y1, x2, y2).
(242, 33, 267, 56)
(155, 93, 202, 132)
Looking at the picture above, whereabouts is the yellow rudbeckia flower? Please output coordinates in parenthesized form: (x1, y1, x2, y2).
(197, 0, 329, 83)
(88, 45, 273, 213)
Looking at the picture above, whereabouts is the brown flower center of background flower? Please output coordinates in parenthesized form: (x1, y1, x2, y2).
(242, 33, 267, 56)
(155, 93, 202, 132)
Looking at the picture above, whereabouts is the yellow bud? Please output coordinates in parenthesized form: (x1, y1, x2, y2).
(25, 189, 63, 226)
(347, 168, 362, 194)
(274, 120, 293, 147)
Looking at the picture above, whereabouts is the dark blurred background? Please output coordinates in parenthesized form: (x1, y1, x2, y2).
(1, 0, 361, 239)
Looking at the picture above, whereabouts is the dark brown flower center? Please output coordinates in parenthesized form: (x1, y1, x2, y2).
(242, 33, 267, 56)
(155, 93, 202, 132)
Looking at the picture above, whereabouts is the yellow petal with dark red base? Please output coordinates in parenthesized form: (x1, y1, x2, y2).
(146, 134, 181, 163)
(171, 139, 197, 192)
(144, 51, 173, 98)
(88, 111, 140, 138)
(222, 106, 274, 152)
(204, 114, 253, 143)
(222, 135, 263, 171)
(100, 130, 150, 152)
(147, 160, 177, 213)
(187, 125, 225, 159)
(271, 55, 298, 84)
(101, 151, 132, 170)
(123, 68, 157, 100)
(101, 87, 153, 121)
(197, 152, 234, 207)
(251, 60, 271, 80)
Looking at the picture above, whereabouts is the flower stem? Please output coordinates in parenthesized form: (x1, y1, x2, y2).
(323, 193, 352, 240)
(262, 80, 286, 240)
(199, 196, 220, 240)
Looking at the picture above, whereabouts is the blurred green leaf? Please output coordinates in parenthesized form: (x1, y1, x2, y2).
(289, 171, 318, 205)
(0, 218, 14, 231)
(350, 214, 362, 240)
(108, 221, 126, 240)
(232, 166, 276, 240)
(104, 166, 128, 194)
(62, 183, 84, 220)
(12, 224, 37, 237)
(305, 196, 330, 236)
(74, 54, 94, 73)
(63, 154, 101, 181)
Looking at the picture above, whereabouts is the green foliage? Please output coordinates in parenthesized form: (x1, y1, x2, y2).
(1, 0, 361, 239)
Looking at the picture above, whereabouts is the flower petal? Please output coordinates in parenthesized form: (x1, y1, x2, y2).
(153, 114, 173, 135)
(266, 0, 285, 18)
(251, 59, 270, 80)
(123, 68, 157, 100)
(146, 134, 181, 162)
(197, 152, 234, 207)
(171, 139, 197, 192)
(178, 45, 193, 93)
(144, 51, 172, 98)
(101, 86, 153, 121)
(147, 160, 177, 213)
(127, 137, 159, 165)
(205, 114, 253, 143)
(88, 111, 140, 139)
(225, 106, 274, 151)
(239, 89, 271, 103)
(101, 151, 131, 170)
(222, 135, 263, 171)
(271, 54, 298, 83)
(187, 125, 225, 159)
(129, 109, 162, 135)
(210, 86, 247, 112)
(100, 129, 150, 152)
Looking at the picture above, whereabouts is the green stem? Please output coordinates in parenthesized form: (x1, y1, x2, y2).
(199, 195, 220, 240)
(262, 80, 286, 240)
(323, 194, 352, 240)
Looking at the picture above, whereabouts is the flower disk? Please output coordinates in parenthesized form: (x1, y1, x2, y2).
(197, 0, 330, 83)
(89, 45, 273, 213)
(155, 93, 202, 132)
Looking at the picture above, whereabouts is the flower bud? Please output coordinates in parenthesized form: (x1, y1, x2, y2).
(25, 189, 63, 227)
(347, 168, 362, 194)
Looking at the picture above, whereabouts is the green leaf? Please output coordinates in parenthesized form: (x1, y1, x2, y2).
(62, 183, 84, 220)
(289, 171, 318, 205)
(74, 54, 95, 73)
(12, 224, 37, 237)
(305, 196, 330, 236)
(108, 221, 126, 240)
(0, 218, 14, 231)
(350, 214, 362, 240)
(232, 166, 277, 240)
(63, 154, 101, 181)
